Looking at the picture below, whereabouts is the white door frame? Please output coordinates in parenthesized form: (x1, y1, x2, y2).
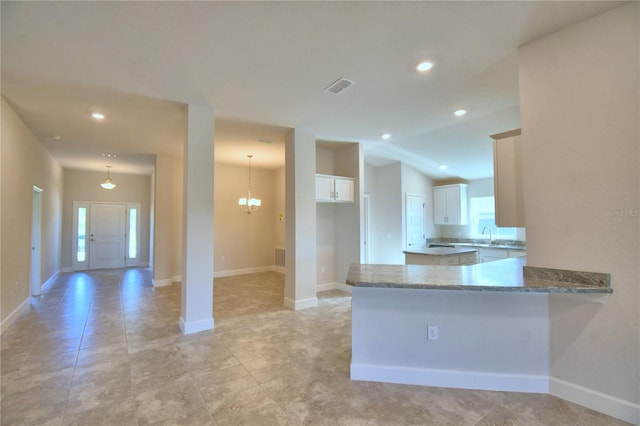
(405, 193, 425, 250)
(72, 201, 142, 271)
(363, 193, 371, 264)
(30, 186, 43, 296)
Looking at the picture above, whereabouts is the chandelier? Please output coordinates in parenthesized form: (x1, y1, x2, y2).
(238, 154, 261, 214)
(100, 165, 116, 190)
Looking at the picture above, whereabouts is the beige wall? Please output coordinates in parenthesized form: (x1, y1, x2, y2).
(370, 162, 404, 264)
(152, 154, 182, 283)
(1, 97, 63, 326)
(62, 169, 152, 269)
(274, 167, 285, 249)
(519, 3, 639, 417)
(214, 163, 275, 273)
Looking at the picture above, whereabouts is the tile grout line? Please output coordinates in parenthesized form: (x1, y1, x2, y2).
(59, 275, 96, 426)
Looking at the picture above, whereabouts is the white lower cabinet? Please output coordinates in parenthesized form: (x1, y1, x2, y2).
(405, 252, 477, 266)
(478, 247, 527, 263)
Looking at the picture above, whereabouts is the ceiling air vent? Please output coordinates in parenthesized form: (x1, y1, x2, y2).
(324, 77, 355, 95)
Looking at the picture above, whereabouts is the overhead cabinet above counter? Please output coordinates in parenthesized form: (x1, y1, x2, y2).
(433, 184, 467, 225)
(316, 174, 355, 203)
(491, 129, 525, 228)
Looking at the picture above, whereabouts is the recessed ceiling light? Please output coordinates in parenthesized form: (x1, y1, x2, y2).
(381, 133, 392, 140)
(439, 164, 448, 170)
(91, 112, 105, 120)
(454, 109, 467, 117)
(416, 61, 433, 72)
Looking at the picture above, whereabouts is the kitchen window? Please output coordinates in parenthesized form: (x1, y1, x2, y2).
(470, 196, 519, 239)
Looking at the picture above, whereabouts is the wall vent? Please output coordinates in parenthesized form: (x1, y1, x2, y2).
(274, 247, 285, 267)
(324, 77, 355, 95)
(257, 138, 273, 144)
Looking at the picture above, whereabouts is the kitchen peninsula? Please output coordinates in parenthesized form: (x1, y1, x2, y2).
(346, 259, 611, 393)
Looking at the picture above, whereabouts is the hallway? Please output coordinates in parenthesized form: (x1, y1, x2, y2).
(0, 269, 629, 425)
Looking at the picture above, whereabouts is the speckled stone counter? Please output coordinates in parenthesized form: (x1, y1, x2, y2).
(346, 258, 612, 294)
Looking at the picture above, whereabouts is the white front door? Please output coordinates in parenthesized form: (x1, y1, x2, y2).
(89, 203, 126, 269)
(406, 193, 425, 250)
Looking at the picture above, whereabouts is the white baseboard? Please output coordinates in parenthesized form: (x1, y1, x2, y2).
(1, 298, 30, 335)
(284, 296, 318, 310)
(179, 316, 214, 335)
(336, 283, 352, 293)
(152, 278, 174, 287)
(172, 275, 182, 283)
(214, 266, 275, 278)
(316, 282, 339, 292)
(61, 266, 73, 273)
(550, 377, 640, 425)
(40, 270, 59, 292)
(273, 265, 285, 274)
(350, 363, 549, 394)
(317, 282, 353, 293)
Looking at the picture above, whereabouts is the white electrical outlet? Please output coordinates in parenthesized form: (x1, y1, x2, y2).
(427, 325, 439, 341)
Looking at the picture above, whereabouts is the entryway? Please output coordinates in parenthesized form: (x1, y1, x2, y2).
(72, 201, 141, 270)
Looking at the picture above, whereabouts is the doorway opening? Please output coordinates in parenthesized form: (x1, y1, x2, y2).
(30, 186, 43, 296)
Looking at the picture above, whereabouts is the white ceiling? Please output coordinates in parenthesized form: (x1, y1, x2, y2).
(1, 1, 621, 178)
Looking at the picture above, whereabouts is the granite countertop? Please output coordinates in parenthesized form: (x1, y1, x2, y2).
(346, 258, 612, 294)
(453, 242, 525, 250)
(403, 247, 478, 256)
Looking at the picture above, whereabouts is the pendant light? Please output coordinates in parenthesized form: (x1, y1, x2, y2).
(238, 154, 261, 214)
(101, 165, 116, 190)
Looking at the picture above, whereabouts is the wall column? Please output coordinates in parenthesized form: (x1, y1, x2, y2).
(180, 104, 214, 334)
(284, 128, 318, 309)
(152, 153, 176, 286)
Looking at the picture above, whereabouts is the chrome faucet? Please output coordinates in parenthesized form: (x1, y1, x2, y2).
(482, 226, 493, 244)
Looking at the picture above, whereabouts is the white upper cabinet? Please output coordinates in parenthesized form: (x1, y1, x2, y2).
(316, 174, 355, 203)
(491, 129, 525, 228)
(433, 184, 468, 225)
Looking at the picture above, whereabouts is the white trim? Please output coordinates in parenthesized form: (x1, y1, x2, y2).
(40, 271, 59, 293)
(336, 283, 352, 293)
(316, 282, 338, 292)
(350, 363, 549, 394)
(1, 298, 30, 335)
(213, 266, 274, 278)
(283, 296, 318, 310)
(172, 275, 182, 283)
(179, 316, 214, 335)
(316, 282, 352, 294)
(550, 377, 640, 425)
(152, 278, 174, 287)
(273, 265, 285, 274)
(125, 202, 142, 267)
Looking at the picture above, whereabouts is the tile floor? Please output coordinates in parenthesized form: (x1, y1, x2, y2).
(0, 268, 631, 425)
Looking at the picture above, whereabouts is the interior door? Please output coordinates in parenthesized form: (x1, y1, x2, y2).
(406, 193, 425, 250)
(30, 186, 43, 295)
(89, 203, 126, 269)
